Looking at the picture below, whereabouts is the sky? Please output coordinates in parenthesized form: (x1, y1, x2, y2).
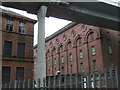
(34, 18, 71, 45)
(0, 0, 119, 45)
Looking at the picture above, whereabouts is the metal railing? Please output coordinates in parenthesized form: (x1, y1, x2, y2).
(2, 67, 120, 89)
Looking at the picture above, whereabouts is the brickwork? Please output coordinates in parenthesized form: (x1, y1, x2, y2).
(34, 22, 119, 78)
(0, 9, 36, 83)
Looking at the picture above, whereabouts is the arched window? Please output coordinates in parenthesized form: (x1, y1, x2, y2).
(60, 45, 64, 52)
(47, 51, 50, 57)
(53, 48, 56, 55)
(77, 37, 82, 46)
(67, 41, 72, 49)
(90, 32, 94, 40)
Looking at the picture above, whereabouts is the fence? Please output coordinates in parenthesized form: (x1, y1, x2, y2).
(3, 67, 120, 89)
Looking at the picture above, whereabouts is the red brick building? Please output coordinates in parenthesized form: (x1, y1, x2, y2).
(34, 22, 119, 77)
(0, 9, 36, 83)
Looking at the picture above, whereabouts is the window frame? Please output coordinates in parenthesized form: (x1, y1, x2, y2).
(6, 19, 14, 32)
(80, 63, 84, 73)
(93, 60, 97, 71)
(68, 42, 72, 49)
(108, 45, 112, 54)
(79, 50, 83, 59)
(19, 22, 26, 34)
(54, 68, 56, 75)
(70, 65, 73, 73)
(90, 32, 94, 41)
(17, 43, 25, 57)
(69, 53, 72, 61)
(61, 66, 64, 74)
(16, 67, 24, 80)
(47, 51, 50, 57)
(54, 58, 56, 65)
(53, 48, 56, 55)
(91, 46, 96, 56)
(77, 37, 82, 46)
(48, 69, 50, 75)
(60, 45, 64, 52)
(48, 61, 51, 67)
(61, 56, 64, 63)
(3, 41, 12, 57)
(2, 66, 11, 82)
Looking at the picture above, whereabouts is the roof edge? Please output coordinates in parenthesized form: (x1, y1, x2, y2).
(34, 22, 79, 48)
(45, 22, 78, 42)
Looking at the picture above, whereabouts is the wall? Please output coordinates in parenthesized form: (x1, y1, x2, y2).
(1, 12, 36, 83)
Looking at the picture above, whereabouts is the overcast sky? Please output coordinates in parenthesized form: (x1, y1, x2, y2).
(34, 18, 71, 45)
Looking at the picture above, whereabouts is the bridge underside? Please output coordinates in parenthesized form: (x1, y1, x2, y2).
(2, 2, 120, 30)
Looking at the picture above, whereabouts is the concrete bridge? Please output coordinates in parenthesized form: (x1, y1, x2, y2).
(2, 1, 120, 30)
(1, 0, 120, 88)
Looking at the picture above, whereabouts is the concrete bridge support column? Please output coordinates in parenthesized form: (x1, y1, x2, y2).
(36, 6, 47, 88)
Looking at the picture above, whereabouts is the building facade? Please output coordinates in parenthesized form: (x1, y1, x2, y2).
(34, 22, 119, 77)
(0, 9, 36, 83)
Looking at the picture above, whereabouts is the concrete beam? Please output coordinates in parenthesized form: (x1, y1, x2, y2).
(2, 2, 120, 30)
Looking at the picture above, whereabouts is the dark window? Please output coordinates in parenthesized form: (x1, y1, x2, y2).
(3, 41, 12, 57)
(77, 37, 82, 45)
(19, 22, 25, 34)
(16, 67, 24, 80)
(61, 67, 64, 74)
(68, 42, 72, 49)
(47, 51, 50, 57)
(48, 61, 51, 67)
(93, 60, 97, 71)
(80, 63, 84, 73)
(48, 69, 50, 75)
(54, 58, 56, 65)
(54, 68, 56, 75)
(108, 45, 112, 54)
(6, 19, 14, 32)
(2, 66, 10, 82)
(53, 48, 56, 55)
(63, 35, 67, 41)
(82, 25, 87, 31)
(70, 65, 73, 73)
(17, 43, 25, 57)
(60, 45, 64, 52)
(90, 32, 94, 40)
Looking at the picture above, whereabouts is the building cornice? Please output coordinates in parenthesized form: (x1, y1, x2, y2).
(45, 22, 78, 42)
(34, 22, 79, 49)
(0, 11, 37, 24)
